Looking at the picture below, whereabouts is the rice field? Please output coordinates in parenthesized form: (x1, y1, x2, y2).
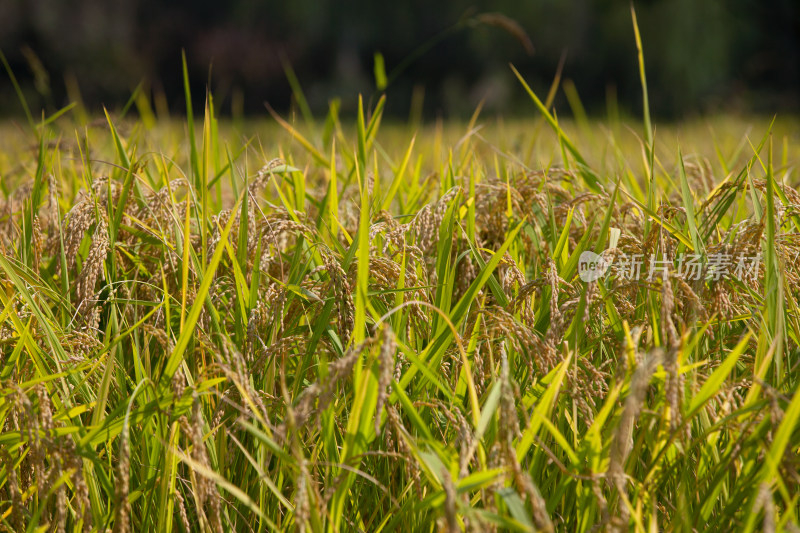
(0, 57, 799, 532)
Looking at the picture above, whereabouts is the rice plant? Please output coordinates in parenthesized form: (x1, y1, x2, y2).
(0, 26, 799, 533)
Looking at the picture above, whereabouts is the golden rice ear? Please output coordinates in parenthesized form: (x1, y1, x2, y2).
(31, 215, 42, 272)
(62, 197, 95, 272)
(607, 348, 664, 523)
(75, 215, 109, 323)
(374, 325, 395, 436)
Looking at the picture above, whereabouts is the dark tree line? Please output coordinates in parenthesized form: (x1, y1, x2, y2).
(0, 0, 797, 119)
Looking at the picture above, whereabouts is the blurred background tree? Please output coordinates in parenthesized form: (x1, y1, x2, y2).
(0, 0, 797, 119)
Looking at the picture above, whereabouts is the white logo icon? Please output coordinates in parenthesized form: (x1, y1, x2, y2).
(579, 251, 610, 282)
